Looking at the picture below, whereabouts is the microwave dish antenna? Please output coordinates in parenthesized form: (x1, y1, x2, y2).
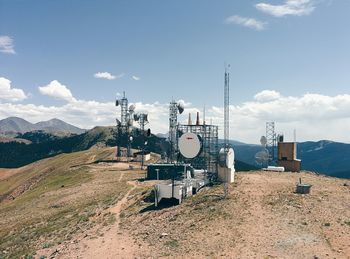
(178, 132, 201, 159)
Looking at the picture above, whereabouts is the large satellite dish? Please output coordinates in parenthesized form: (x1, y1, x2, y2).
(115, 99, 120, 106)
(178, 132, 201, 159)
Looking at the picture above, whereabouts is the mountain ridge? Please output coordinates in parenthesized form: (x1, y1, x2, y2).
(0, 117, 85, 135)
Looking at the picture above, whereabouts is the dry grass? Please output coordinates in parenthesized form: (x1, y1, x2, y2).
(1, 153, 350, 259)
(0, 148, 138, 259)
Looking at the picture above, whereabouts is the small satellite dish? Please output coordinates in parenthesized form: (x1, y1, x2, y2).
(178, 132, 201, 159)
(260, 136, 267, 146)
(129, 136, 133, 141)
(129, 104, 136, 111)
(255, 149, 269, 165)
(115, 99, 120, 106)
(177, 102, 184, 114)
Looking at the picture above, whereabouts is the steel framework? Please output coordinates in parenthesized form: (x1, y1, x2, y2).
(266, 121, 277, 163)
(177, 124, 219, 174)
(116, 92, 134, 160)
(169, 100, 179, 162)
(137, 113, 148, 131)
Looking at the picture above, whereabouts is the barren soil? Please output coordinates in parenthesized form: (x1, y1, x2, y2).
(122, 171, 350, 258)
(1, 148, 350, 259)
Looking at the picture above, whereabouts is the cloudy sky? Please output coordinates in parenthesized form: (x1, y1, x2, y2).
(1, 0, 350, 144)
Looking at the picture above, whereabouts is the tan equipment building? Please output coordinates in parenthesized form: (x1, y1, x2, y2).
(277, 142, 301, 172)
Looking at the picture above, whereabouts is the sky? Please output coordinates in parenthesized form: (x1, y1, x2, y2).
(1, 0, 350, 144)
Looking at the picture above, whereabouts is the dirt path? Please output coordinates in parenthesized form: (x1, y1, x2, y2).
(62, 185, 139, 259)
(37, 173, 149, 259)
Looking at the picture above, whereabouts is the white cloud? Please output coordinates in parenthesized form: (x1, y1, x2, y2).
(254, 90, 281, 102)
(94, 72, 124, 80)
(38, 80, 76, 102)
(206, 90, 350, 143)
(132, 75, 140, 81)
(2, 79, 350, 144)
(0, 77, 27, 101)
(256, 0, 316, 17)
(225, 15, 267, 31)
(0, 36, 16, 54)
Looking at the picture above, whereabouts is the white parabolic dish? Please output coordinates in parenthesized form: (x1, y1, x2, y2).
(178, 132, 201, 159)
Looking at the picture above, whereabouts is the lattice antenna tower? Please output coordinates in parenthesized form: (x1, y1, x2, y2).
(134, 113, 149, 132)
(266, 121, 277, 163)
(120, 91, 129, 130)
(115, 92, 135, 159)
(168, 100, 184, 162)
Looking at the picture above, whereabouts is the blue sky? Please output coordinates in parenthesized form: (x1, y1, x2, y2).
(1, 0, 350, 143)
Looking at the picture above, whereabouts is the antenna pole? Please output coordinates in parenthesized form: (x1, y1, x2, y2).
(224, 64, 230, 149)
(203, 104, 206, 125)
(223, 64, 231, 198)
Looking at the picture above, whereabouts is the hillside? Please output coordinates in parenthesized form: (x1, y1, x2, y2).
(1, 152, 349, 258)
(1, 123, 350, 178)
(0, 117, 85, 135)
(0, 147, 146, 258)
(234, 141, 350, 179)
(0, 126, 119, 168)
(0, 127, 255, 172)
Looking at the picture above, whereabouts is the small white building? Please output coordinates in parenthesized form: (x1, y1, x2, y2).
(133, 151, 151, 162)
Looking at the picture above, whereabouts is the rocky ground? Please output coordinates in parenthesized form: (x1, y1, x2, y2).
(122, 171, 350, 258)
(1, 148, 349, 258)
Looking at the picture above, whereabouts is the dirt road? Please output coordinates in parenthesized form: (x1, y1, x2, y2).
(37, 173, 149, 259)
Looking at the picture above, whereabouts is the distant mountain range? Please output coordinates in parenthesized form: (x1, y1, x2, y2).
(233, 140, 350, 179)
(0, 126, 256, 172)
(0, 117, 349, 179)
(0, 117, 85, 135)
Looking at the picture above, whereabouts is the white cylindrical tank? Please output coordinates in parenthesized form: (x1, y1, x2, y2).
(219, 147, 235, 168)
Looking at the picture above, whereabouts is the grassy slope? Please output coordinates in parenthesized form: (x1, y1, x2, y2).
(0, 147, 137, 258)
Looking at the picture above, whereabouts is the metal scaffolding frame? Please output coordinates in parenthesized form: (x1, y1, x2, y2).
(177, 124, 219, 174)
(116, 92, 134, 160)
(266, 121, 277, 163)
(120, 93, 129, 130)
(169, 100, 179, 162)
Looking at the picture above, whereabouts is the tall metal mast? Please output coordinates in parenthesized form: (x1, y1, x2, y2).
(223, 64, 231, 197)
(224, 65, 230, 150)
